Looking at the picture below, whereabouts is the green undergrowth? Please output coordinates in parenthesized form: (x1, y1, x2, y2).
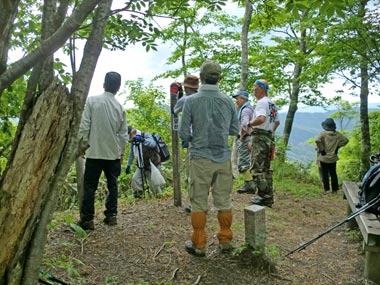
(272, 159, 322, 197)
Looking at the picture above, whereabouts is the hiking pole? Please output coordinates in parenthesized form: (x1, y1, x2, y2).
(285, 192, 380, 257)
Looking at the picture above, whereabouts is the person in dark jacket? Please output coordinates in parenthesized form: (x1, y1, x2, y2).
(315, 118, 349, 194)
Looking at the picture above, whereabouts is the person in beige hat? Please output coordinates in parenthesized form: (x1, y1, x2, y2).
(173, 74, 199, 114)
(174, 74, 200, 214)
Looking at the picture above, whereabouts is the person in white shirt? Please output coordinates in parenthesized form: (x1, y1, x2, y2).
(247, 79, 280, 207)
(77, 72, 129, 230)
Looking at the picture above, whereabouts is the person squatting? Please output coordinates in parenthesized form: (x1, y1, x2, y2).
(126, 128, 163, 198)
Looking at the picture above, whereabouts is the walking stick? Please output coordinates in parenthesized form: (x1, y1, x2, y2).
(286, 192, 380, 256)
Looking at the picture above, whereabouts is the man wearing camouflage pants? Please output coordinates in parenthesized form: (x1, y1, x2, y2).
(247, 79, 280, 207)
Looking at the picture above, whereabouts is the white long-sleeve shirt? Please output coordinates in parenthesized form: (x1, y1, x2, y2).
(79, 92, 129, 160)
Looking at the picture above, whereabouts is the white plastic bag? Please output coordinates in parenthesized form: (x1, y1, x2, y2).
(150, 160, 165, 186)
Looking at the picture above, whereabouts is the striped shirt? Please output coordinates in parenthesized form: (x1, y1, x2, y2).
(179, 84, 239, 163)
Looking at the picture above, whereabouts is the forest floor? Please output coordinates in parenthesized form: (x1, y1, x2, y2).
(44, 187, 377, 285)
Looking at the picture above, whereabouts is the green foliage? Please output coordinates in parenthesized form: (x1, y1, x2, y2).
(11, 1, 43, 52)
(59, 165, 80, 210)
(330, 100, 359, 131)
(324, 1, 380, 86)
(345, 229, 362, 241)
(43, 255, 84, 280)
(232, 242, 249, 256)
(284, 0, 354, 19)
(69, 223, 88, 240)
(265, 244, 281, 259)
(124, 79, 170, 137)
(248, 1, 338, 109)
(155, 8, 243, 94)
(338, 111, 380, 181)
(272, 159, 321, 197)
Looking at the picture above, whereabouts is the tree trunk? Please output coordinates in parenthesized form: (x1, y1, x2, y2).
(76, 157, 86, 211)
(281, 62, 302, 149)
(0, 0, 111, 282)
(358, 0, 370, 178)
(231, 0, 253, 178)
(280, 27, 307, 160)
(0, 84, 74, 283)
(240, 0, 253, 91)
(0, 0, 21, 75)
(359, 59, 370, 177)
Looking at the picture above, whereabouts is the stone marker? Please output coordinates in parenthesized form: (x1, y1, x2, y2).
(244, 204, 266, 251)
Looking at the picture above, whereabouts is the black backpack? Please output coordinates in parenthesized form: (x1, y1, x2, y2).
(152, 133, 170, 163)
(357, 159, 380, 215)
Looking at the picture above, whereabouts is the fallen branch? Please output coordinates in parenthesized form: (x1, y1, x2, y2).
(154, 243, 166, 259)
(165, 268, 179, 284)
(322, 272, 337, 283)
(192, 275, 202, 285)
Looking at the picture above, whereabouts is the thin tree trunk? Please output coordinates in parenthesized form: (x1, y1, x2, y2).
(232, 0, 253, 178)
(0, 0, 20, 74)
(359, 59, 370, 177)
(280, 27, 308, 160)
(76, 157, 86, 211)
(281, 62, 302, 148)
(240, 0, 253, 91)
(358, 0, 370, 178)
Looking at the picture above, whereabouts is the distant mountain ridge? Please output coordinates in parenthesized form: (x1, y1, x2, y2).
(276, 104, 379, 163)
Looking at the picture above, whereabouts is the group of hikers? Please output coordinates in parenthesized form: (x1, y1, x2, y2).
(75, 60, 348, 257)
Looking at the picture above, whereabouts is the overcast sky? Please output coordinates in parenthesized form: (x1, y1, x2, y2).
(88, 1, 245, 103)
(9, 1, 379, 109)
(88, 1, 379, 108)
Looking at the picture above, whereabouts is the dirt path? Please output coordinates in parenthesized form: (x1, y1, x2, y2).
(44, 191, 373, 285)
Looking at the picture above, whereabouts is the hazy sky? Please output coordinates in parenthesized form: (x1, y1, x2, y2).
(88, 1, 379, 108)
(8, 1, 379, 108)
(88, 1, 244, 102)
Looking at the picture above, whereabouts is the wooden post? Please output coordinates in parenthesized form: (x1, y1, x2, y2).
(170, 83, 182, 207)
(244, 205, 266, 252)
(364, 239, 380, 283)
(346, 203, 358, 230)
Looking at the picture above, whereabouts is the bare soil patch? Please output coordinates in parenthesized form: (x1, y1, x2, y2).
(44, 190, 374, 285)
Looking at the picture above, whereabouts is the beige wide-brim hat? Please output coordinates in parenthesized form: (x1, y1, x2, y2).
(183, 74, 199, 89)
